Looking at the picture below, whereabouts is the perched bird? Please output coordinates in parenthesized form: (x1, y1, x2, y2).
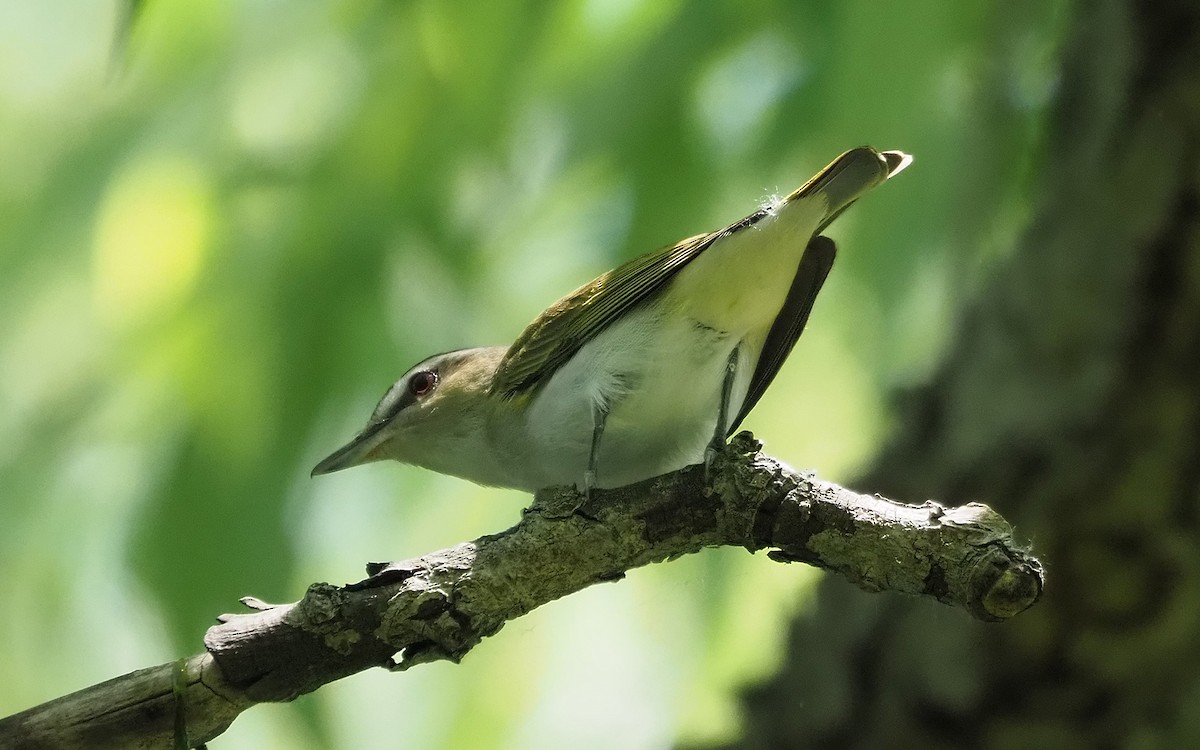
(313, 146, 910, 493)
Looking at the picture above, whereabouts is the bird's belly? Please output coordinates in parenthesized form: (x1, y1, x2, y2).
(516, 306, 756, 490)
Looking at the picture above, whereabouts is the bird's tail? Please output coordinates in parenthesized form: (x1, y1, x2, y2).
(786, 146, 912, 233)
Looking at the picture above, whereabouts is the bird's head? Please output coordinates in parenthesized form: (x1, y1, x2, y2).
(311, 347, 505, 477)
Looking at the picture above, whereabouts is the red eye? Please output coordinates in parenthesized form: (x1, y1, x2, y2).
(408, 370, 438, 397)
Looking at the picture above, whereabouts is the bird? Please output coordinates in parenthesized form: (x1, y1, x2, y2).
(313, 146, 910, 493)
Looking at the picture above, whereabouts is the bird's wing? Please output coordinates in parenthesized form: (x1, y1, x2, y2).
(726, 234, 836, 435)
(489, 229, 723, 398)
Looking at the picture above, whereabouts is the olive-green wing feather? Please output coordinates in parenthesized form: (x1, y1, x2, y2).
(489, 230, 719, 398)
(727, 235, 837, 435)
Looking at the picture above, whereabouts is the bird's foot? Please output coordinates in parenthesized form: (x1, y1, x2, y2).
(583, 468, 597, 503)
(704, 438, 726, 485)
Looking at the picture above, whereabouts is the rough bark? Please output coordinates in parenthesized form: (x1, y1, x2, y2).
(0, 436, 1040, 749)
(723, 1, 1200, 748)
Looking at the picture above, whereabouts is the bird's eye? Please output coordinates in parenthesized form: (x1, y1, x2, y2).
(408, 370, 438, 397)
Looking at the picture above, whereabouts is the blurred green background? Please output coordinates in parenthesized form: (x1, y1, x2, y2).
(0, 1, 1067, 747)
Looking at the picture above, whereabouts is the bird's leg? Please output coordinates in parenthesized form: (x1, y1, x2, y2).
(705, 345, 740, 482)
(584, 400, 609, 500)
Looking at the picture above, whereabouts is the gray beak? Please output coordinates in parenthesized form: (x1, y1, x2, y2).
(311, 422, 387, 477)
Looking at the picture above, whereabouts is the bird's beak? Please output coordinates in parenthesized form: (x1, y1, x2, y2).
(311, 422, 388, 477)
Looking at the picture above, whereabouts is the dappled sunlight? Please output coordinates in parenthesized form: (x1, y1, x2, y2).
(508, 583, 681, 750)
(0, 438, 173, 712)
(0, 2, 113, 111)
(228, 35, 365, 168)
(91, 155, 213, 330)
(0, 276, 100, 462)
(536, 0, 684, 86)
(676, 550, 824, 745)
(693, 32, 807, 161)
(129, 302, 277, 469)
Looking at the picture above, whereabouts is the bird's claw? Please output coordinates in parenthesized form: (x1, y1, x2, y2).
(583, 469, 597, 503)
(704, 439, 725, 484)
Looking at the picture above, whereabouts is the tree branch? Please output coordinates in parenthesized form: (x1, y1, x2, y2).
(0, 433, 1043, 749)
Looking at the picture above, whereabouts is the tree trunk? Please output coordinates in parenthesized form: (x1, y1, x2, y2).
(722, 0, 1200, 747)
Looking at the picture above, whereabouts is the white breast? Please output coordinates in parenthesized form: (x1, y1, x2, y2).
(510, 302, 752, 489)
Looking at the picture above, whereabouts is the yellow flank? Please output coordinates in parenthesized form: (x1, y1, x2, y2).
(667, 193, 826, 334)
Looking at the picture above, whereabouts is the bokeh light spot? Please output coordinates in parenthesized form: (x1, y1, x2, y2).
(694, 32, 806, 158)
(91, 155, 213, 329)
